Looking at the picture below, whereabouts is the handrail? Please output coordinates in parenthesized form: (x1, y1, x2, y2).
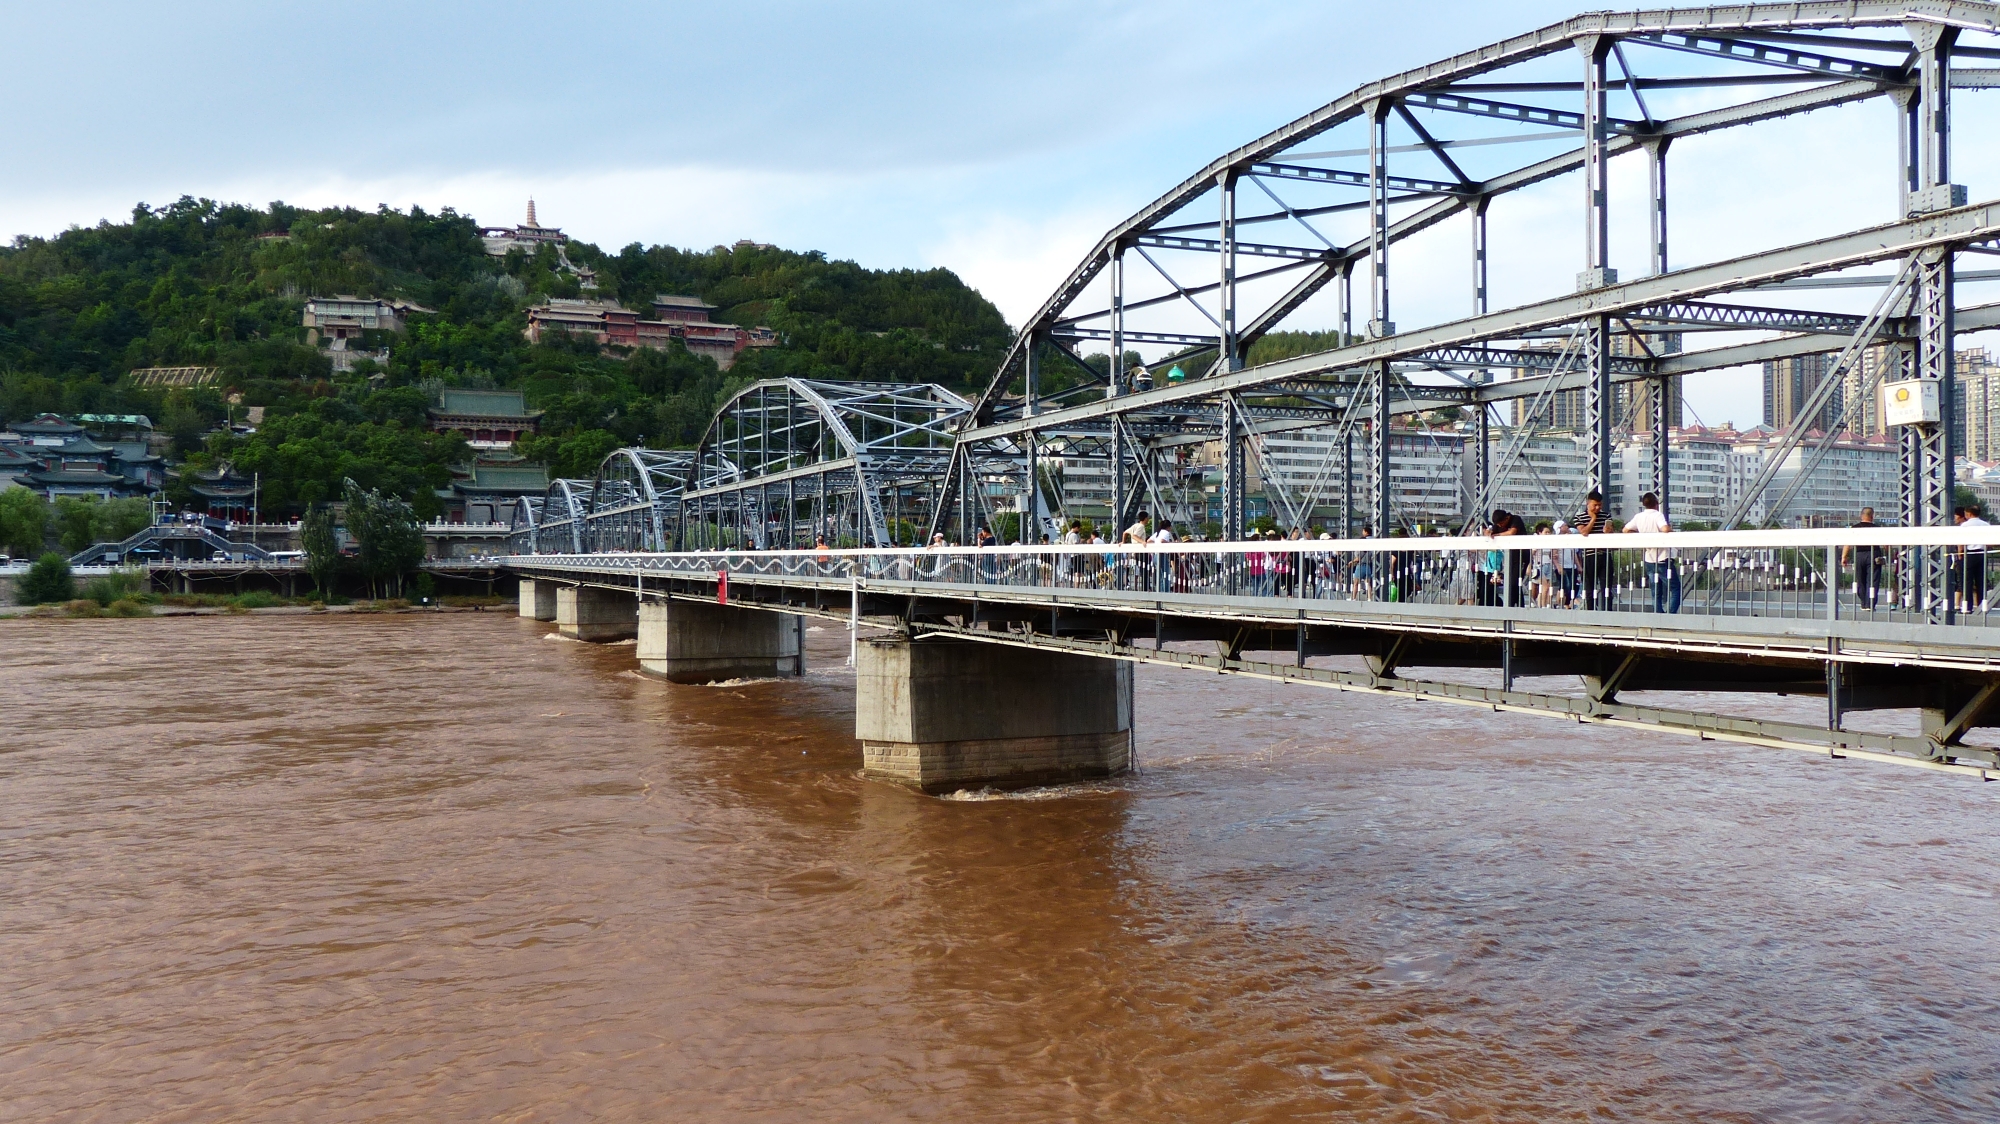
(506, 527, 2000, 628)
(512, 527, 2000, 557)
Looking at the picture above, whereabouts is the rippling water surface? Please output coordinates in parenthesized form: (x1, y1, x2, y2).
(5, 613, 1999, 1122)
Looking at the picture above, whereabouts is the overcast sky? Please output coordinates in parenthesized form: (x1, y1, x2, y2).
(6, 1, 1999, 426)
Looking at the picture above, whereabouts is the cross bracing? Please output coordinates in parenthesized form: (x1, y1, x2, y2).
(931, 3, 2000, 623)
(509, 450, 694, 555)
(682, 379, 974, 549)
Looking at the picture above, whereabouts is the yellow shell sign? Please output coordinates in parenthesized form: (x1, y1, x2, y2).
(1881, 379, 1940, 426)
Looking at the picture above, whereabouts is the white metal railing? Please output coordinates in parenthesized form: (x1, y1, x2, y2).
(510, 527, 2000, 629)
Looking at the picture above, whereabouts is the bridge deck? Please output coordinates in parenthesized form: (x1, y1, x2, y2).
(508, 529, 2000, 779)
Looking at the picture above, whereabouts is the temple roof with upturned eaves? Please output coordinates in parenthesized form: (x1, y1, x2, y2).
(430, 389, 542, 420)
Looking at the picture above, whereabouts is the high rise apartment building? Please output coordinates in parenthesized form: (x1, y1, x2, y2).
(1762, 353, 1843, 433)
(1509, 332, 1680, 433)
(1957, 347, 2000, 461)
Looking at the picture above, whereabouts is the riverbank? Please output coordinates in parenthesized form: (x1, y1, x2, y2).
(0, 596, 512, 619)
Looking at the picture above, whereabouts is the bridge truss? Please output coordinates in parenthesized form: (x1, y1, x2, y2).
(509, 449, 695, 554)
(681, 379, 974, 549)
(936, 2, 2000, 623)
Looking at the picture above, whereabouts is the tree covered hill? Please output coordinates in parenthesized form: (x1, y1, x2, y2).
(0, 197, 1012, 514)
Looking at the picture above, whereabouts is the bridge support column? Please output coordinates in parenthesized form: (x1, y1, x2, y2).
(636, 599, 803, 683)
(518, 578, 557, 621)
(856, 638, 1132, 793)
(556, 585, 637, 642)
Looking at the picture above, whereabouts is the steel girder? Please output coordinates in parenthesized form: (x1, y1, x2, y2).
(949, 4, 2000, 547)
(587, 448, 695, 553)
(969, 5, 2000, 422)
(507, 495, 542, 555)
(686, 378, 973, 549)
(532, 478, 595, 555)
(974, 200, 2000, 442)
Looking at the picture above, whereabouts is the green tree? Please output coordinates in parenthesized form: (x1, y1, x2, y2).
(343, 479, 424, 598)
(53, 497, 99, 554)
(0, 488, 49, 557)
(89, 497, 153, 546)
(517, 428, 620, 479)
(18, 552, 75, 604)
(300, 502, 340, 596)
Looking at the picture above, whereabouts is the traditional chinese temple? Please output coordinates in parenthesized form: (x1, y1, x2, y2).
(2, 413, 163, 499)
(479, 199, 568, 257)
(427, 389, 543, 449)
(441, 457, 550, 525)
(186, 464, 259, 519)
(523, 293, 776, 370)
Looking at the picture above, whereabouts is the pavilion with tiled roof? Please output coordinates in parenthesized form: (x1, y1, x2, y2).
(11, 466, 136, 500)
(427, 389, 542, 450)
(187, 464, 258, 519)
(444, 461, 550, 525)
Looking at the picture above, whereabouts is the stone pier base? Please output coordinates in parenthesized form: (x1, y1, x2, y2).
(857, 638, 1132, 793)
(556, 585, 638, 641)
(637, 600, 804, 683)
(518, 578, 558, 621)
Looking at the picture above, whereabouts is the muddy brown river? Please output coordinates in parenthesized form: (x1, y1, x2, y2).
(4, 613, 1998, 1121)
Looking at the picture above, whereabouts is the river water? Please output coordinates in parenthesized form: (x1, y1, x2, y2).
(4, 613, 1999, 1122)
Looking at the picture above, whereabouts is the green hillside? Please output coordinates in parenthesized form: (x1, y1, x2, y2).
(0, 197, 1011, 515)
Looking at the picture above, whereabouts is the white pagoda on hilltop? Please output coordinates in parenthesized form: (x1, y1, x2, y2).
(481, 198, 568, 257)
(481, 199, 595, 288)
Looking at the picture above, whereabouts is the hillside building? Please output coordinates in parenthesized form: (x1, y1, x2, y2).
(481, 199, 568, 257)
(427, 389, 543, 450)
(301, 295, 429, 343)
(301, 294, 430, 373)
(524, 295, 776, 370)
(441, 459, 550, 526)
(1, 414, 163, 499)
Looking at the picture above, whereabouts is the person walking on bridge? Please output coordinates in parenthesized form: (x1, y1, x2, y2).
(1842, 506, 1882, 611)
(1490, 508, 1528, 607)
(1553, 519, 1580, 608)
(1576, 490, 1614, 610)
(1623, 491, 1678, 613)
(1955, 505, 1991, 614)
(1057, 520, 1082, 587)
(1149, 519, 1177, 593)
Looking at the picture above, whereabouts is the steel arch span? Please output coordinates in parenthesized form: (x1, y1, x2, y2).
(522, 477, 595, 555)
(682, 378, 973, 550)
(506, 493, 541, 553)
(509, 450, 696, 554)
(945, 2, 2000, 619)
(587, 448, 695, 553)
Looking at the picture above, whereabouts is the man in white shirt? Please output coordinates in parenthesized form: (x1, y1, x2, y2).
(1148, 520, 1176, 592)
(1622, 491, 1678, 613)
(1955, 506, 1991, 613)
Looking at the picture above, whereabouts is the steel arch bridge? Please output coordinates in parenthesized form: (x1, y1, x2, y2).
(509, 449, 695, 554)
(589, 448, 696, 552)
(930, 1, 2000, 620)
(513, 478, 593, 554)
(680, 378, 974, 550)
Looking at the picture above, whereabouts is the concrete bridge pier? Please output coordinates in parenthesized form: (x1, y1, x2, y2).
(637, 599, 804, 683)
(556, 585, 638, 641)
(518, 578, 558, 621)
(857, 638, 1132, 793)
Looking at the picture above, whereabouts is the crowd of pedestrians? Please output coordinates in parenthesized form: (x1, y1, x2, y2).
(910, 491, 1996, 617)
